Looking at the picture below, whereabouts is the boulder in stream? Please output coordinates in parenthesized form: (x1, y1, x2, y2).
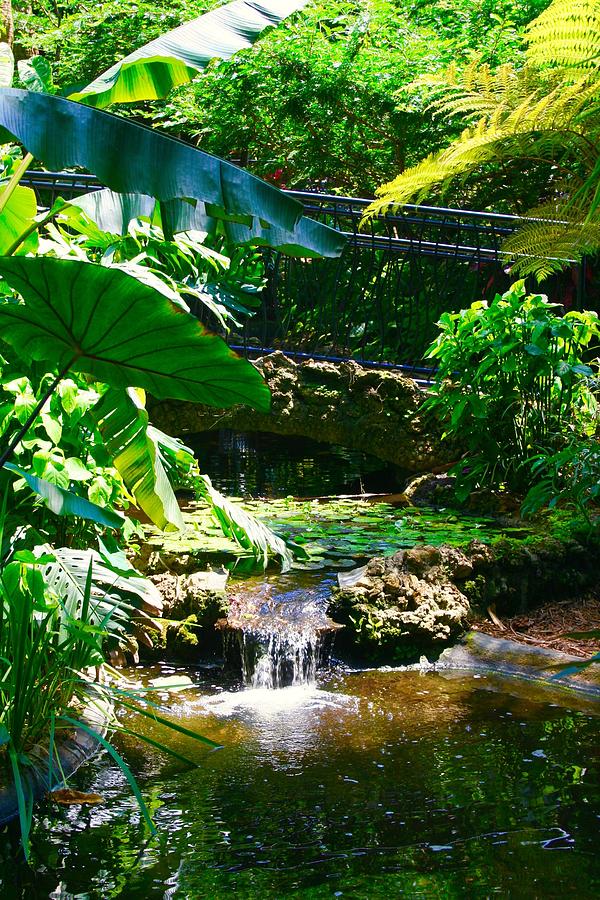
(144, 569, 229, 660)
(330, 547, 471, 661)
(329, 531, 600, 663)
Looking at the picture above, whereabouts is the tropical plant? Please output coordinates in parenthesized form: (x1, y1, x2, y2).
(424, 281, 600, 498)
(522, 437, 600, 521)
(0, 533, 218, 860)
(10, 0, 550, 195)
(368, 0, 600, 276)
(68, 0, 311, 109)
(0, 1, 347, 860)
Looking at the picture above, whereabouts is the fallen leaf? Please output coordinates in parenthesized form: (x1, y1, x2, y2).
(50, 789, 104, 806)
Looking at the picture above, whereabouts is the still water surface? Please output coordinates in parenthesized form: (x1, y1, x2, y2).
(3, 668, 599, 898)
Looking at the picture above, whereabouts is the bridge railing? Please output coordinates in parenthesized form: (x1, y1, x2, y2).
(20, 172, 593, 375)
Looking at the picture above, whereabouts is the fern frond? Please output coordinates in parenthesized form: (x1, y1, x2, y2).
(502, 203, 600, 279)
(526, 0, 600, 71)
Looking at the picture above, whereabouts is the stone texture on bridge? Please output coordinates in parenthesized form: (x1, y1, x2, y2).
(149, 352, 452, 473)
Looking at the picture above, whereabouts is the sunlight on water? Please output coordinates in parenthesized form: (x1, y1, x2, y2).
(199, 684, 354, 718)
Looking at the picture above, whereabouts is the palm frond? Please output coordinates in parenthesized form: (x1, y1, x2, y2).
(503, 204, 600, 278)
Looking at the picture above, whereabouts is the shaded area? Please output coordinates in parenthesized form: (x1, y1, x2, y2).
(149, 352, 452, 472)
(475, 593, 600, 658)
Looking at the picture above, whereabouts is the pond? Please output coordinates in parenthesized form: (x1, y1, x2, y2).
(3, 667, 600, 898)
(2, 432, 599, 896)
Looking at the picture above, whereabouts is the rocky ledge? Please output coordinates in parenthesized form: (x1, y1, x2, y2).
(329, 534, 600, 663)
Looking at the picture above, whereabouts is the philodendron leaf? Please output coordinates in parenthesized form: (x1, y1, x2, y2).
(0, 43, 13, 88)
(42, 545, 163, 625)
(70, 0, 310, 108)
(3, 461, 124, 528)
(0, 89, 303, 232)
(0, 257, 271, 411)
(94, 388, 184, 532)
(69, 189, 346, 258)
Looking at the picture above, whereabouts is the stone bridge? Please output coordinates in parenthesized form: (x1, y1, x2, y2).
(150, 352, 452, 473)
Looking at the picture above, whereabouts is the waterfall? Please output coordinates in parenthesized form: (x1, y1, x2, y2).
(228, 629, 322, 689)
(219, 570, 343, 690)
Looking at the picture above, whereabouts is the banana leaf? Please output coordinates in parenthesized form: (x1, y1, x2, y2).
(196, 471, 295, 570)
(0, 256, 271, 410)
(69, 188, 346, 258)
(151, 428, 299, 568)
(0, 89, 302, 232)
(70, 0, 309, 109)
(0, 43, 13, 88)
(94, 388, 184, 532)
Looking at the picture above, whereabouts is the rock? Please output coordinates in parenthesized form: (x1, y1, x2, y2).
(149, 352, 454, 473)
(330, 544, 470, 661)
(148, 615, 203, 661)
(403, 473, 457, 506)
(150, 569, 229, 625)
(329, 530, 600, 663)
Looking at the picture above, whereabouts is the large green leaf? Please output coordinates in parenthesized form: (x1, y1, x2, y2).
(70, 1, 309, 109)
(0, 257, 271, 410)
(149, 428, 299, 568)
(41, 546, 163, 639)
(0, 183, 38, 255)
(0, 89, 302, 231)
(17, 56, 54, 94)
(94, 389, 184, 532)
(70, 188, 346, 258)
(196, 471, 295, 570)
(3, 461, 124, 528)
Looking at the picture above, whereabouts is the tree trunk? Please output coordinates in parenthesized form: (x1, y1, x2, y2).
(0, 0, 13, 46)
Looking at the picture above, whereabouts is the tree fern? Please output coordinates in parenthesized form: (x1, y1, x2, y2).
(526, 0, 600, 70)
(368, 0, 600, 277)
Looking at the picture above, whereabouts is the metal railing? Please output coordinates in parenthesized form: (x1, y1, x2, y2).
(21, 172, 592, 375)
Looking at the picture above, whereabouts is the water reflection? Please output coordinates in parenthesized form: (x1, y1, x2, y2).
(2, 669, 598, 899)
(183, 430, 398, 498)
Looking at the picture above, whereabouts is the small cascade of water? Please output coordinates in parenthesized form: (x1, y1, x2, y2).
(227, 629, 322, 689)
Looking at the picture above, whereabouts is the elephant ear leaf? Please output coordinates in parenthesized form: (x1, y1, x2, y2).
(0, 256, 270, 411)
(70, 0, 310, 109)
(94, 388, 184, 532)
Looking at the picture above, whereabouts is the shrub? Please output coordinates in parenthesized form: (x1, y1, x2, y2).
(424, 281, 600, 498)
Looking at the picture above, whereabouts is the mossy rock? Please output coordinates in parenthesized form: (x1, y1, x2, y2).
(329, 534, 600, 664)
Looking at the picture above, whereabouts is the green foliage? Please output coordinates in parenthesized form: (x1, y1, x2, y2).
(0, 255, 271, 408)
(69, 0, 311, 108)
(522, 438, 600, 520)
(13, 0, 549, 195)
(0, 88, 304, 231)
(0, 538, 215, 859)
(370, 0, 600, 275)
(424, 282, 600, 497)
